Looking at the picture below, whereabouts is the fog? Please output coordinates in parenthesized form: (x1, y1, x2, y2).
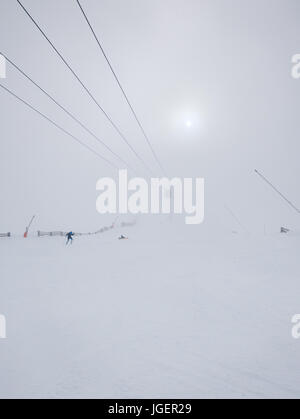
(0, 0, 299, 233)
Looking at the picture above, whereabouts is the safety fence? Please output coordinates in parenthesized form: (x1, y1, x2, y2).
(120, 220, 136, 228)
(93, 224, 114, 235)
(37, 231, 65, 237)
(0, 219, 137, 239)
(37, 226, 115, 238)
(36, 219, 136, 238)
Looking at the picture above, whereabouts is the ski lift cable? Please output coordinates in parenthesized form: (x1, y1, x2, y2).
(1, 51, 136, 173)
(0, 82, 119, 169)
(224, 205, 249, 233)
(255, 169, 300, 214)
(17, 0, 154, 176)
(75, 0, 167, 176)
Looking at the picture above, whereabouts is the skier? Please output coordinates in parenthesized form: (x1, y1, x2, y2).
(118, 235, 128, 240)
(66, 231, 75, 245)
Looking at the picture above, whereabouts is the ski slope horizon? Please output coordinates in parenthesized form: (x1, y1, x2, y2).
(1, 220, 300, 398)
(1, 0, 300, 401)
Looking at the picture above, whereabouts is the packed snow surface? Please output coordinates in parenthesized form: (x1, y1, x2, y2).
(0, 222, 300, 398)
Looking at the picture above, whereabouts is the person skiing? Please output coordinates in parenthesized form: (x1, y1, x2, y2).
(118, 235, 128, 240)
(66, 231, 75, 245)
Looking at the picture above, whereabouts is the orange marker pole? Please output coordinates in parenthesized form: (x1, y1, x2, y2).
(24, 215, 36, 238)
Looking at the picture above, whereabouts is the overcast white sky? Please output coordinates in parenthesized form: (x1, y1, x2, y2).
(0, 0, 299, 233)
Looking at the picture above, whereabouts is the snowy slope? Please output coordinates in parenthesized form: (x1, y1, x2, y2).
(0, 222, 300, 398)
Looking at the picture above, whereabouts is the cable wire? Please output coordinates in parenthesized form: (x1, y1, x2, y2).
(1, 50, 135, 172)
(0, 82, 119, 169)
(255, 169, 300, 214)
(76, 0, 166, 175)
(17, 0, 153, 175)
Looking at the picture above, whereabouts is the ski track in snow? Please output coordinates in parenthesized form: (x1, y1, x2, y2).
(0, 223, 300, 398)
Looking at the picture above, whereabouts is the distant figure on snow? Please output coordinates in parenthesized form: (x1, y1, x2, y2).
(118, 235, 128, 240)
(66, 231, 75, 245)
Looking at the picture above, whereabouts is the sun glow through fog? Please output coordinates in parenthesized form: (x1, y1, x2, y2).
(169, 104, 204, 137)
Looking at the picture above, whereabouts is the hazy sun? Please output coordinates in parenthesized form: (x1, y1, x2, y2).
(169, 105, 204, 141)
